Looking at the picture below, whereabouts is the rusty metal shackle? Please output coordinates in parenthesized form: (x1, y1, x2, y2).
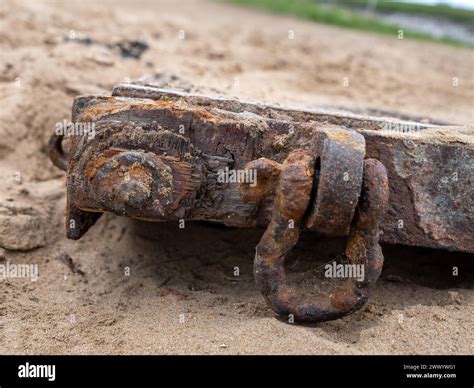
(241, 128, 389, 322)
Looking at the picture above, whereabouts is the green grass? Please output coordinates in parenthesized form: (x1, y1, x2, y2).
(348, 0, 474, 24)
(225, 0, 473, 47)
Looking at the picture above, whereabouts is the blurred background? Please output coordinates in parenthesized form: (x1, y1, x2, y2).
(229, 0, 474, 45)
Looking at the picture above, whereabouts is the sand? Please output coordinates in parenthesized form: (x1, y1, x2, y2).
(0, 0, 473, 355)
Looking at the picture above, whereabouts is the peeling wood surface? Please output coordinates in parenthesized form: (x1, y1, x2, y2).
(66, 84, 473, 252)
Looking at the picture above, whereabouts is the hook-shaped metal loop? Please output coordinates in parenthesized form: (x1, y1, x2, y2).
(48, 132, 68, 171)
(253, 156, 388, 322)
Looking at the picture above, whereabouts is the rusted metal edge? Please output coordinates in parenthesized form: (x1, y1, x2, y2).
(112, 83, 439, 132)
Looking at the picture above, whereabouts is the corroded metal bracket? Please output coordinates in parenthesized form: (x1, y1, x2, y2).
(240, 129, 388, 321)
(49, 82, 473, 322)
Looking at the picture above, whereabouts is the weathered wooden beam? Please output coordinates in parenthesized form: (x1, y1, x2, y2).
(60, 84, 472, 252)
